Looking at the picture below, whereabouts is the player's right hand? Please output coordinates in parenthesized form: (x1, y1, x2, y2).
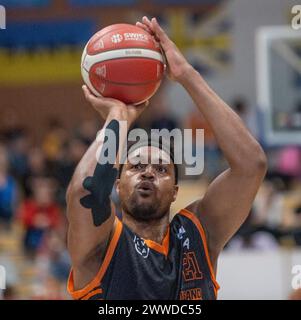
(82, 85, 149, 124)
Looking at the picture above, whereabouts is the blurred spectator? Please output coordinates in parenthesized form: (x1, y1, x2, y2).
(232, 97, 258, 137)
(28, 229, 70, 300)
(149, 100, 178, 132)
(253, 178, 285, 230)
(276, 146, 301, 178)
(31, 276, 67, 300)
(7, 130, 30, 185)
(227, 231, 279, 251)
(228, 176, 301, 249)
(184, 109, 221, 180)
(292, 205, 301, 246)
(45, 230, 70, 282)
(226, 207, 280, 250)
(53, 138, 87, 205)
(18, 176, 61, 258)
(28, 228, 71, 300)
(42, 119, 68, 162)
(75, 118, 100, 146)
(0, 144, 18, 229)
(23, 147, 48, 197)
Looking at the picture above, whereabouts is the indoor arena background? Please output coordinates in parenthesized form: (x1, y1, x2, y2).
(0, 0, 300, 300)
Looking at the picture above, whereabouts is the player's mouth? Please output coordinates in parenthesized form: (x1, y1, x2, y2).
(136, 181, 155, 196)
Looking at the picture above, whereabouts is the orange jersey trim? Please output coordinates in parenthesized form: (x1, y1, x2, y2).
(81, 288, 103, 300)
(178, 208, 220, 297)
(67, 217, 123, 300)
(144, 226, 170, 257)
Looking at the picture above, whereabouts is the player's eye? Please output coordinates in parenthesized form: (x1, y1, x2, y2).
(133, 163, 145, 170)
(156, 165, 167, 173)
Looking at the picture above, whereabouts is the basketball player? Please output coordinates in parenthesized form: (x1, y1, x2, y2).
(67, 17, 267, 300)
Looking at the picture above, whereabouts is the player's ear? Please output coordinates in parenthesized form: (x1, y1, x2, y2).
(115, 178, 120, 195)
(172, 184, 179, 202)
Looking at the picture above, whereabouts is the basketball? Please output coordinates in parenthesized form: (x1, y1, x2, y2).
(81, 23, 165, 105)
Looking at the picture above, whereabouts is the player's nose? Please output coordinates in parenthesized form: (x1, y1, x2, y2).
(141, 165, 155, 180)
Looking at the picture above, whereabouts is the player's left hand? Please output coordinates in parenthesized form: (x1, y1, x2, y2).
(136, 16, 193, 83)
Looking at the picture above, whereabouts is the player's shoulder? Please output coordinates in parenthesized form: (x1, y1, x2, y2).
(171, 208, 201, 231)
(172, 208, 198, 223)
(172, 208, 210, 240)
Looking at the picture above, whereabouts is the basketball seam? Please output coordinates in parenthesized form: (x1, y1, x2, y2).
(84, 66, 162, 89)
(86, 54, 164, 86)
(85, 48, 163, 65)
(81, 51, 87, 70)
(88, 46, 161, 56)
(83, 57, 164, 83)
(97, 77, 163, 86)
(88, 56, 163, 70)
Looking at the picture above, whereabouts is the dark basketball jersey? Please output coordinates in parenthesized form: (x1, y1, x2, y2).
(67, 208, 220, 300)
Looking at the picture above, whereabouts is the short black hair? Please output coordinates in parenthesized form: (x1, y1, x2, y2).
(118, 136, 178, 184)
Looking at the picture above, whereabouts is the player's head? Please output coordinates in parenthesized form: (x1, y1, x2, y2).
(116, 137, 179, 221)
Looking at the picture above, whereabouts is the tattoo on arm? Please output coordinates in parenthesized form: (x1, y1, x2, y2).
(80, 120, 120, 226)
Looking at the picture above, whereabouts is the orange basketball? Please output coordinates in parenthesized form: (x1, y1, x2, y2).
(81, 23, 165, 105)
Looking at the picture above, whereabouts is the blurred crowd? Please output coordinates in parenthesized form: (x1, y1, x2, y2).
(0, 117, 100, 299)
(0, 96, 301, 299)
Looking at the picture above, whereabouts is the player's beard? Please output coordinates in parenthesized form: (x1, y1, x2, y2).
(124, 192, 164, 221)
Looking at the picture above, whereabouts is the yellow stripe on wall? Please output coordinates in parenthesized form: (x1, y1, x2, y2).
(0, 47, 82, 85)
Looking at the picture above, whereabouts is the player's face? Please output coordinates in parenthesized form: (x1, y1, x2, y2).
(116, 146, 178, 221)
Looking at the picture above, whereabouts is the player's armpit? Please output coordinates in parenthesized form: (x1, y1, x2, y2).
(185, 164, 267, 266)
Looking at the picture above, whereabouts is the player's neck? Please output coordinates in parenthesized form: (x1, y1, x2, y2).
(122, 212, 170, 244)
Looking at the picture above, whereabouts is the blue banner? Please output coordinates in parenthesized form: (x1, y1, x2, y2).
(0, 19, 95, 48)
(70, 0, 136, 6)
(0, 0, 50, 7)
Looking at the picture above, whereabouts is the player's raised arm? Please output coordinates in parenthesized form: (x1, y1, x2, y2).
(139, 17, 267, 268)
(66, 85, 148, 289)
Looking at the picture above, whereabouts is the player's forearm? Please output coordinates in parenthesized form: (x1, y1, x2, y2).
(180, 67, 267, 174)
(66, 112, 124, 267)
